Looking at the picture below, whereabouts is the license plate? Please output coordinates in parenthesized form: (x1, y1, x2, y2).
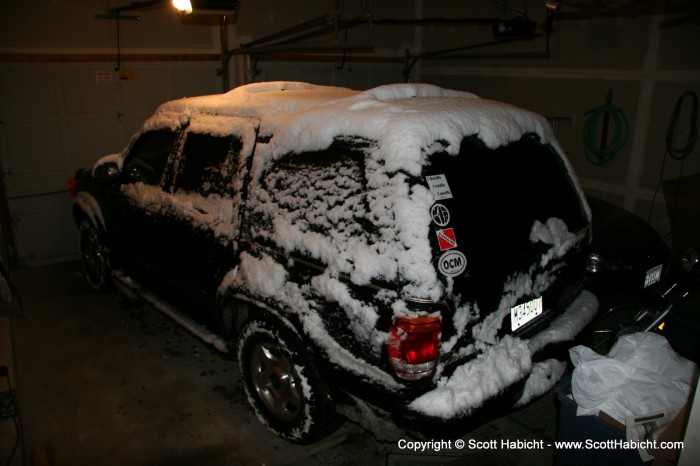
(511, 296, 543, 331)
(644, 264, 663, 288)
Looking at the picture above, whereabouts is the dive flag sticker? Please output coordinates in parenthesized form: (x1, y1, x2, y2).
(436, 228, 457, 251)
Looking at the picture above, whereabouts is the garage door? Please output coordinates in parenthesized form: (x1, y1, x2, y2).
(0, 63, 221, 267)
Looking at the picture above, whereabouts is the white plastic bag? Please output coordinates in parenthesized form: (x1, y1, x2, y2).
(569, 332, 698, 424)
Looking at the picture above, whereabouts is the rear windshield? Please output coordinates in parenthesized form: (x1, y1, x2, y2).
(425, 133, 587, 271)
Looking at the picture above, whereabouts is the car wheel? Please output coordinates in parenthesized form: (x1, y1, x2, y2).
(79, 220, 111, 292)
(586, 293, 665, 355)
(237, 315, 338, 444)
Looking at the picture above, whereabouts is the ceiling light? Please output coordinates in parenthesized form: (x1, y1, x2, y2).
(172, 0, 193, 15)
(172, 0, 238, 16)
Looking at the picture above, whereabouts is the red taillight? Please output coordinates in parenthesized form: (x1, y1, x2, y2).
(68, 178, 76, 199)
(388, 316, 441, 381)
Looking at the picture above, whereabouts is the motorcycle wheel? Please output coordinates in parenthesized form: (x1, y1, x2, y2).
(586, 292, 666, 355)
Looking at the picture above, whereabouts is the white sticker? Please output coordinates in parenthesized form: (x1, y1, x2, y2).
(426, 174, 453, 200)
(438, 250, 467, 277)
(430, 203, 450, 227)
(95, 69, 113, 84)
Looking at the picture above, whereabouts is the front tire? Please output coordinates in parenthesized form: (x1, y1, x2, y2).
(79, 220, 111, 292)
(237, 315, 338, 444)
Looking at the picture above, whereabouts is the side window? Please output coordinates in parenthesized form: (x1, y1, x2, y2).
(123, 129, 178, 186)
(175, 133, 241, 197)
(259, 144, 370, 238)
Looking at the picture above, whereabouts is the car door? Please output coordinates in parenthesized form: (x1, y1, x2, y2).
(159, 116, 257, 313)
(109, 126, 183, 277)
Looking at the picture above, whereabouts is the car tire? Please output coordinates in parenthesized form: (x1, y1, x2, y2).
(237, 315, 338, 444)
(586, 292, 665, 355)
(79, 220, 111, 292)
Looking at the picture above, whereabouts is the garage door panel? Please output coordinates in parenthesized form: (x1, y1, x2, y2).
(172, 67, 220, 97)
(61, 69, 118, 114)
(120, 114, 152, 141)
(5, 168, 72, 199)
(66, 117, 121, 165)
(0, 69, 58, 117)
(120, 68, 171, 113)
(2, 121, 65, 168)
(15, 213, 78, 266)
(12, 193, 72, 218)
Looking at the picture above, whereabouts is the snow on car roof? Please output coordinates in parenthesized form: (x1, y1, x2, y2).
(150, 81, 558, 177)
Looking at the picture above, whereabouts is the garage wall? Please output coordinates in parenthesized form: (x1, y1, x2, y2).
(412, 2, 700, 253)
(0, 1, 224, 267)
(1, 0, 699, 266)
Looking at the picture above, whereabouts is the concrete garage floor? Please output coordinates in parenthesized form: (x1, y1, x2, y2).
(1, 261, 565, 466)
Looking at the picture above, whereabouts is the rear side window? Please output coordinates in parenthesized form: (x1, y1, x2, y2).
(253, 141, 371, 247)
(175, 133, 241, 197)
(123, 129, 178, 186)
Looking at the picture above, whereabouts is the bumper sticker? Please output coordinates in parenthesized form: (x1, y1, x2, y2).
(436, 228, 457, 251)
(438, 250, 467, 277)
(430, 203, 450, 227)
(426, 174, 453, 200)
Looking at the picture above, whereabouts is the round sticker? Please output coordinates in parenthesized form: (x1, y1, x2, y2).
(430, 203, 450, 227)
(438, 250, 467, 277)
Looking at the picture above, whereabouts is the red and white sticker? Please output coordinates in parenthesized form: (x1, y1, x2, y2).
(436, 228, 457, 251)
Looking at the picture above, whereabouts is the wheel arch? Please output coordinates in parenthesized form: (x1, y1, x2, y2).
(217, 293, 306, 347)
(72, 191, 105, 231)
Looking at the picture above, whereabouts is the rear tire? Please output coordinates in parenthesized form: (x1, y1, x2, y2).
(237, 315, 338, 444)
(79, 220, 111, 292)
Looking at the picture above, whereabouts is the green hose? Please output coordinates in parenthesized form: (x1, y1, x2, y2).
(582, 104, 629, 166)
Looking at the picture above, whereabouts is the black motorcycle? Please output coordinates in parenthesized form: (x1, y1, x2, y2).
(581, 195, 699, 357)
(587, 247, 699, 358)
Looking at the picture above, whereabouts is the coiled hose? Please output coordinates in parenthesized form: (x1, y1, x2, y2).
(582, 104, 629, 166)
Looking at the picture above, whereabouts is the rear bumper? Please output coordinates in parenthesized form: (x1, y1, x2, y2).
(391, 289, 599, 437)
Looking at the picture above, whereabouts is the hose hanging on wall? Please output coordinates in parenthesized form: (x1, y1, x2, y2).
(648, 90, 699, 226)
(582, 89, 629, 166)
(666, 90, 698, 161)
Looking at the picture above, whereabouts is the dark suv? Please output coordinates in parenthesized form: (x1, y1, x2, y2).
(73, 81, 597, 443)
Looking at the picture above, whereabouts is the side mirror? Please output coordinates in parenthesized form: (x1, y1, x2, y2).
(94, 162, 120, 183)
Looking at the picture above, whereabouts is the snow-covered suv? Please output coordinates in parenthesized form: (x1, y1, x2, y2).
(73, 81, 598, 443)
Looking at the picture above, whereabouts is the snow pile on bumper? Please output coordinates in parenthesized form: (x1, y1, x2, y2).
(408, 290, 598, 419)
